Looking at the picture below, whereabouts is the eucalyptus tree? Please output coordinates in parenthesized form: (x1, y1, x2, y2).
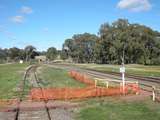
(8, 47, 21, 61)
(24, 45, 36, 61)
(62, 19, 160, 65)
(46, 47, 57, 60)
(0, 48, 7, 63)
(62, 33, 98, 63)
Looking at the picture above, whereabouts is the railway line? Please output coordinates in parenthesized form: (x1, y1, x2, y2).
(81, 69, 158, 92)
(15, 65, 52, 120)
(0, 64, 80, 120)
(14, 65, 34, 120)
(85, 69, 160, 84)
(1, 63, 159, 119)
(12, 65, 76, 120)
(34, 70, 51, 120)
(50, 63, 160, 92)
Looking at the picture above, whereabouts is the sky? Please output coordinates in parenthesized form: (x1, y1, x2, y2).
(0, 0, 160, 51)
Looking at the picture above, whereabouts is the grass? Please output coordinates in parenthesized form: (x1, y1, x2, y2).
(38, 65, 86, 88)
(0, 63, 29, 99)
(65, 63, 160, 77)
(77, 98, 160, 120)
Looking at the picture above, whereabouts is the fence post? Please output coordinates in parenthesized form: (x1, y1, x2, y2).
(106, 82, 109, 88)
(152, 86, 156, 102)
(136, 81, 139, 95)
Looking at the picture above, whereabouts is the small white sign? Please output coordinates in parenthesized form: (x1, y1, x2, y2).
(19, 60, 23, 64)
(120, 67, 125, 73)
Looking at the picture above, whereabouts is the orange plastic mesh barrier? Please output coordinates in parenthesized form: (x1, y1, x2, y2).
(126, 83, 140, 94)
(30, 86, 121, 100)
(29, 70, 140, 101)
(120, 83, 140, 94)
(68, 71, 95, 86)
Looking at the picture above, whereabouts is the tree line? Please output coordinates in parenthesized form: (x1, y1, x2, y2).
(1, 19, 160, 65)
(0, 45, 58, 63)
(61, 19, 160, 65)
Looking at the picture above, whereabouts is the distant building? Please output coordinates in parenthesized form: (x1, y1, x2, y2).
(35, 56, 47, 63)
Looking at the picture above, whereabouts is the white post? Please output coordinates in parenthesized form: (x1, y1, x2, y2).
(95, 80, 97, 87)
(122, 71, 125, 94)
(152, 86, 156, 102)
(106, 82, 109, 88)
(136, 81, 139, 95)
(120, 65, 125, 94)
(121, 44, 125, 95)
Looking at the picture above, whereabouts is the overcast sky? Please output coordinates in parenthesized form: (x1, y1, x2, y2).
(0, 0, 160, 51)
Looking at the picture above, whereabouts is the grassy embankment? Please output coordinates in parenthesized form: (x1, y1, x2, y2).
(38, 65, 86, 88)
(0, 63, 29, 99)
(77, 97, 160, 120)
(69, 64, 160, 77)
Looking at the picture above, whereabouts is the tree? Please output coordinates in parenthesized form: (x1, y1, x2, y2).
(96, 19, 160, 65)
(46, 47, 57, 60)
(62, 33, 98, 63)
(0, 48, 7, 63)
(24, 45, 36, 61)
(8, 47, 21, 61)
(62, 19, 160, 65)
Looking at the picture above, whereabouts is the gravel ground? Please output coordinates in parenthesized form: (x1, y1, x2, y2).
(0, 112, 16, 120)
(19, 110, 49, 120)
(49, 108, 74, 120)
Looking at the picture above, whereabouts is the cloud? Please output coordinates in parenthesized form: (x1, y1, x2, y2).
(9, 6, 33, 24)
(20, 6, 33, 14)
(117, 0, 152, 12)
(11, 15, 24, 23)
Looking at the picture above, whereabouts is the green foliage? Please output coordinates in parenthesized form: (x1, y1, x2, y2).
(24, 45, 37, 61)
(0, 45, 39, 63)
(62, 19, 160, 65)
(46, 47, 57, 60)
(8, 47, 21, 60)
(62, 33, 99, 63)
(0, 48, 7, 63)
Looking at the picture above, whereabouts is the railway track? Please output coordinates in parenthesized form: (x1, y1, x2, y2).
(34, 70, 51, 120)
(88, 70, 160, 84)
(14, 65, 33, 120)
(14, 65, 52, 120)
(52, 63, 160, 84)
(0, 64, 80, 120)
(50, 63, 160, 92)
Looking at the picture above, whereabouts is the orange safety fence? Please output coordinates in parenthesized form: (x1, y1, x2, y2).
(126, 83, 140, 94)
(29, 70, 140, 101)
(68, 71, 95, 86)
(120, 83, 140, 94)
(30, 86, 122, 100)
